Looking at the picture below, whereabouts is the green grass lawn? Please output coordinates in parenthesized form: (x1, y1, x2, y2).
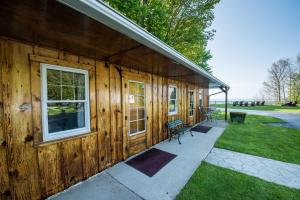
(215, 114, 300, 165)
(176, 162, 300, 200)
(211, 104, 300, 112)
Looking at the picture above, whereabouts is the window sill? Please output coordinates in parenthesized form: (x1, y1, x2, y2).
(168, 112, 178, 116)
(129, 130, 146, 137)
(34, 130, 98, 148)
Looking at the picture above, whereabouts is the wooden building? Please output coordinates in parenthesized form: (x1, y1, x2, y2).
(0, 0, 229, 199)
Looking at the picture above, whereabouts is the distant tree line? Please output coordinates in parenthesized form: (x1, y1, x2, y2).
(104, 0, 220, 72)
(261, 54, 300, 103)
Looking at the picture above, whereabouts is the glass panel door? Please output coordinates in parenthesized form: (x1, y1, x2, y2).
(129, 81, 146, 135)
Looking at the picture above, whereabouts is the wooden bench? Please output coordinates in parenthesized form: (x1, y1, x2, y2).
(165, 119, 193, 144)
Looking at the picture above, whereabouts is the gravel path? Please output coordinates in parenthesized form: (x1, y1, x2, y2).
(206, 148, 300, 189)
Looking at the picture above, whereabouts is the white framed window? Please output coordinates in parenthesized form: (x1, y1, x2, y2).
(168, 85, 178, 115)
(189, 90, 195, 116)
(128, 80, 146, 136)
(199, 89, 204, 107)
(41, 63, 90, 141)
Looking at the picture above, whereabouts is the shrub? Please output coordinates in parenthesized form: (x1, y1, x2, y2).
(230, 112, 246, 123)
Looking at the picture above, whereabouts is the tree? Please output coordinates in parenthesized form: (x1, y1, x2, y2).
(261, 54, 300, 103)
(263, 59, 290, 102)
(289, 54, 300, 101)
(104, 0, 220, 72)
(297, 53, 300, 69)
(289, 72, 300, 101)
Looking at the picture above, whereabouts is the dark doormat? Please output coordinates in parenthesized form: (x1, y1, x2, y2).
(190, 125, 212, 133)
(126, 148, 177, 177)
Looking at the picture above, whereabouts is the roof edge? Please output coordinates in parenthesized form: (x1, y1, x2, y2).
(57, 0, 229, 88)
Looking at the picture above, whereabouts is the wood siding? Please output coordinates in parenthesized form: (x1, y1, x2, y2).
(0, 38, 209, 199)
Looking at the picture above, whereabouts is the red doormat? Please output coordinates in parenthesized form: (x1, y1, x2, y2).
(126, 148, 177, 177)
(190, 125, 212, 133)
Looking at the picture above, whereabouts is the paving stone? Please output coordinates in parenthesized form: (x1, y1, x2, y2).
(206, 148, 300, 189)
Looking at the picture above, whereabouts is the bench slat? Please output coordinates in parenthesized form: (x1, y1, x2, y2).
(166, 119, 183, 128)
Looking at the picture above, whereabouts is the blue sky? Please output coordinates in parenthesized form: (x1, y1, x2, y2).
(208, 0, 300, 100)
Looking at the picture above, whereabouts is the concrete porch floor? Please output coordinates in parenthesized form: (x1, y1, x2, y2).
(49, 120, 227, 200)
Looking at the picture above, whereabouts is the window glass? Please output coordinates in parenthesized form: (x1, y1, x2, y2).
(138, 108, 145, 119)
(48, 102, 85, 133)
(137, 83, 144, 95)
(75, 87, 85, 100)
(74, 73, 85, 86)
(42, 64, 90, 141)
(137, 96, 144, 106)
(169, 100, 176, 112)
(168, 86, 177, 115)
(130, 121, 138, 134)
(61, 71, 73, 85)
(129, 81, 146, 135)
(62, 86, 74, 100)
(47, 84, 61, 100)
(199, 89, 203, 107)
(129, 82, 136, 95)
(47, 69, 60, 85)
(169, 87, 176, 99)
(189, 91, 194, 116)
(130, 107, 137, 121)
(138, 120, 145, 131)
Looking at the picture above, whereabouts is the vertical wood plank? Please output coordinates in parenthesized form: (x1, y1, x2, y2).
(38, 145, 63, 198)
(109, 65, 123, 163)
(82, 135, 98, 179)
(82, 59, 97, 132)
(61, 139, 83, 188)
(109, 65, 117, 164)
(152, 75, 158, 145)
(96, 61, 111, 170)
(146, 74, 152, 148)
(30, 61, 43, 144)
(2, 41, 41, 199)
(121, 72, 129, 159)
(115, 66, 123, 161)
(0, 40, 11, 200)
(79, 57, 98, 179)
(157, 76, 164, 142)
(162, 77, 168, 140)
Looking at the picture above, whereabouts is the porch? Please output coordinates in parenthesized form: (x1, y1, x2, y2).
(49, 121, 227, 200)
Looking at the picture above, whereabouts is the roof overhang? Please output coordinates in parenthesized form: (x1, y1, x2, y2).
(0, 0, 228, 89)
(58, 0, 229, 89)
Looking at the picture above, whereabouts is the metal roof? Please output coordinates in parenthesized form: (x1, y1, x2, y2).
(58, 0, 229, 89)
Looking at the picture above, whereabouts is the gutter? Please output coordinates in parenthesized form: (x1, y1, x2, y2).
(57, 0, 229, 89)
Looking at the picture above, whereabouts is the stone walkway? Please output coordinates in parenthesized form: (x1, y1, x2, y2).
(206, 148, 300, 189)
